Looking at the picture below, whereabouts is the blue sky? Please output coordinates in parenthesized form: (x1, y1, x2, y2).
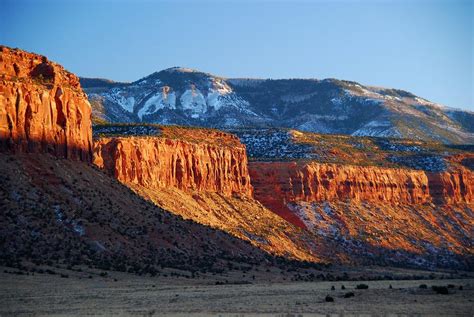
(1, 0, 472, 111)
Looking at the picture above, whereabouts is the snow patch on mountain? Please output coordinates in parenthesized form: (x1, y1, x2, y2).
(180, 88, 207, 117)
(206, 78, 254, 112)
(383, 95, 402, 101)
(414, 97, 435, 106)
(287, 202, 318, 231)
(120, 96, 135, 113)
(105, 90, 136, 113)
(206, 90, 224, 110)
(138, 91, 176, 119)
(314, 114, 348, 121)
(331, 97, 343, 106)
(287, 202, 340, 237)
(352, 120, 402, 138)
(296, 120, 332, 134)
(223, 118, 240, 126)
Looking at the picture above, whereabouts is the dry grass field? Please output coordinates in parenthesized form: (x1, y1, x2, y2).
(1, 267, 473, 316)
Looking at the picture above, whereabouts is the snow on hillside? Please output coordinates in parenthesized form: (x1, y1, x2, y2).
(81, 69, 474, 144)
(104, 89, 137, 113)
(180, 87, 207, 117)
(138, 90, 176, 119)
(352, 120, 403, 138)
(227, 128, 317, 160)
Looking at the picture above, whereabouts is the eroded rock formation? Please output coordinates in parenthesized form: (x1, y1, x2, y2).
(93, 134, 253, 197)
(0, 46, 92, 161)
(427, 164, 474, 204)
(249, 161, 473, 227)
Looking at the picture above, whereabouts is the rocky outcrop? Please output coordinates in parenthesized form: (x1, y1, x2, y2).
(0, 46, 92, 161)
(251, 162, 433, 204)
(427, 167, 474, 204)
(93, 135, 253, 197)
(249, 161, 473, 227)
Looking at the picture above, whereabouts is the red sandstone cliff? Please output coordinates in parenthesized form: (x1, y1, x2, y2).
(248, 160, 473, 265)
(93, 131, 253, 197)
(249, 161, 473, 227)
(0, 46, 92, 161)
(427, 159, 474, 204)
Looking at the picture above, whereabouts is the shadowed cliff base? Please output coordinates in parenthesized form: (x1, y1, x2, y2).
(0, 153, 329, 275)
(0, 137, 91, 162)
(129, 182, 474, 270)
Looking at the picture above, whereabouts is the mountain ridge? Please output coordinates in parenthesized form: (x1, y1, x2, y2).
(83, 66, 471, 108)
(82, 66, 474, 114)
(81, 68, 474, 144)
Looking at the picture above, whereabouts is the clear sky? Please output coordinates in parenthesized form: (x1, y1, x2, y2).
(1, 0, 472, 111)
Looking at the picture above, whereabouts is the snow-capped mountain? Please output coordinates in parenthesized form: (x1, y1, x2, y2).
(82, 67, 259, 127)
(81, 68, 474, 144)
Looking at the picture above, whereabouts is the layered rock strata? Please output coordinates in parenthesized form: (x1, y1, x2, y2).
(94, 135, 253, 197)
(0, 46, 92, 161)
(249, 161, 473, 227)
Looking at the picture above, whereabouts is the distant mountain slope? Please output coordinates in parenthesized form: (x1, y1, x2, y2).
(81, 68, 474, 144)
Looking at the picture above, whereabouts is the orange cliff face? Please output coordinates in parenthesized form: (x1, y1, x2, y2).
(248, 161, 431, 227)
(0, 46, 92, 161)
(426, 162, 474, 205)
(249, 161, 473, 217)
(93, 128, 253, 197)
